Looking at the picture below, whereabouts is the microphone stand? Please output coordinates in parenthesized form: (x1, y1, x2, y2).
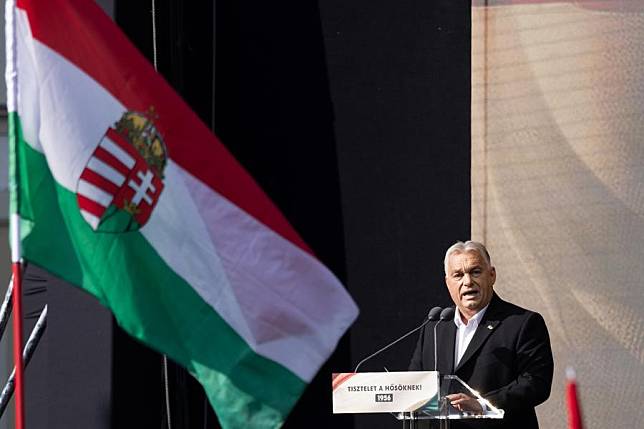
(434, 307, 455, 372)
(354, 307, 442, 373)
(434, 308, 454, 429)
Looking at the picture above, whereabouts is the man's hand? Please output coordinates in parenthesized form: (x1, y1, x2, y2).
(445, 393, 484, 414)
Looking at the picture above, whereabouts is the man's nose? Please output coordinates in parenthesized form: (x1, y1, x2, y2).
(463, 273, 472, 285)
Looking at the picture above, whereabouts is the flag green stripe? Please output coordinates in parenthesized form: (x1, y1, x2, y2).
(10, 112, 305, 427)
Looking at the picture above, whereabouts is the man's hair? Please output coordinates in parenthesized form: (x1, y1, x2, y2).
(444, 241, 492, 274)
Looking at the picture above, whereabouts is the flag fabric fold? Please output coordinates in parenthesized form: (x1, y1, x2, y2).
(5, 0, 358, 427)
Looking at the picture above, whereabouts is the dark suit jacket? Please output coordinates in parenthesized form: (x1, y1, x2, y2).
(409, 294, 553, 429)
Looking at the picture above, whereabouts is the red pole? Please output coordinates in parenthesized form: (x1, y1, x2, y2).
(6, 1, 24, 426)
(565, 366, 583, 429)
(11, 262, 24, 429)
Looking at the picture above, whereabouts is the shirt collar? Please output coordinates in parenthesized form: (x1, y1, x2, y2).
(453, 304, 489, 328)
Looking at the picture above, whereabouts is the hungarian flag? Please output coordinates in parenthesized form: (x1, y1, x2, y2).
(5, 0, 358, 427)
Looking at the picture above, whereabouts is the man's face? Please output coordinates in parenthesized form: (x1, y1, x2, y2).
(445, 250, 496, 320)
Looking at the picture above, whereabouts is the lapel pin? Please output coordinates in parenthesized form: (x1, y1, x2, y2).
(487, 324, 494, 330)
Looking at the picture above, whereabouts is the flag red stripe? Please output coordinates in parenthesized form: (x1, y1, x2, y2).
(80, 168, 120, 196)
(77, 194, 107, 217)
(94, 146, 132, 178)
(17, 0, 313, 256)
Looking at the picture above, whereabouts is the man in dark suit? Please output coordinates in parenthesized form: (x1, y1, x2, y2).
(409, 241, 553, 428)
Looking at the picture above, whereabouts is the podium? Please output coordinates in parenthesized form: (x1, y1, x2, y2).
(332, 371, 504, 428)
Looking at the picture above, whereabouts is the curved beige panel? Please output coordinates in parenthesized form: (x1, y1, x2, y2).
(472, 3, 644, 428)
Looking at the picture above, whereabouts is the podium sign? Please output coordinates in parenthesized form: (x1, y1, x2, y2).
(332, 371, 439, 414)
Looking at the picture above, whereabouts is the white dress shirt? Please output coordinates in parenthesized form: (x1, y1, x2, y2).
(453, 305, 489, 368)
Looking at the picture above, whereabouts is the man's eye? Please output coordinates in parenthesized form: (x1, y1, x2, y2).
(453, 273, 463, 278)
(472, 269, 482, 276)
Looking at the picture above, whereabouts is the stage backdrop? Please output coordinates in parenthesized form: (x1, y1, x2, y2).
(472, 1, 644, 428)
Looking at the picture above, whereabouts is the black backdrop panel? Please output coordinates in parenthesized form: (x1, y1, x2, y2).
(320, 0, 471, 427)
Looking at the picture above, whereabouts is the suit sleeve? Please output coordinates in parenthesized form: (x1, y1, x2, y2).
(408, 325, 425, 371)
(484, 312, 554, 411)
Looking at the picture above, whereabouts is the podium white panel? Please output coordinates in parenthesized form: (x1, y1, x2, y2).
(332, 371, 439, 414)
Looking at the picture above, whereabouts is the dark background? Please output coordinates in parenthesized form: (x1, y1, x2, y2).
(22, 0, 469, 427)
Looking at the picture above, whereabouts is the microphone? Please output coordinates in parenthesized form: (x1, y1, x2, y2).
(353, 307, 442, 372)
(433, 307, 455, 372)
(427, 306, 443, 322)
(439, 307, 455, 321)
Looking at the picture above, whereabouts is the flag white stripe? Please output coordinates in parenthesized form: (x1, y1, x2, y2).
(12, 4, 41, 152)
(100, 136, 136, 169)
(77, 179, 113, 207)
(87, 156, 126, 186)
(5, 0, 17, 113)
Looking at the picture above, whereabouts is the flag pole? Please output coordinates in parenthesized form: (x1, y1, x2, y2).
(10, 256, 24, 429)
(6, 0, 25, 425)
